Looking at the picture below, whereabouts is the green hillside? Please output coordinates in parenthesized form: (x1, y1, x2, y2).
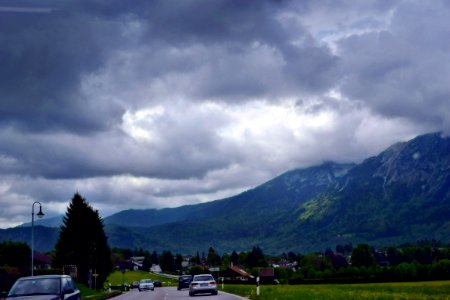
(2, 132, 449, 255)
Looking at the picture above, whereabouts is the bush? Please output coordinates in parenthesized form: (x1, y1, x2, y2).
(0, 266, 20, 293)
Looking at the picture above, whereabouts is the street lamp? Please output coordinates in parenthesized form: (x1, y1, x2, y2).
(31, 201, 44, 276)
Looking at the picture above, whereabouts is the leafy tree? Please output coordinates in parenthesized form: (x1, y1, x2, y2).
(220, 253, 230, 269)
(0, 266, 20, 292)
(238, 251, 248, 266)
(53, 193, 113, 288)
(394, 262, 418, 279)
(430, 259, 450, 278)
(0, 241, 30, 276)
(246, 246, 267, 268)
(351, 244, 375, 267)
(0, 242, 29, 291)
(299, 253, 332, 277)
(386, 246, 403, 265)
(189, 265, 205, 276)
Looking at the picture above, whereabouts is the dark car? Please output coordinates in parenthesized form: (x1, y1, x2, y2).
(153, 280, 162, 287)
(5, 275, 80, 300)
(177, 275, 192, 290)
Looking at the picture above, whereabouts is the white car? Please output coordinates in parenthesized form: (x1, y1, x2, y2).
(189, 274, 218, 296)
(138, 279, 154, 291)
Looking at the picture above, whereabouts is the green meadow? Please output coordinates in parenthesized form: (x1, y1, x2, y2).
(107, 270, 177, 287)
(105, 271, 450, 299)
(219, 281, 450, 300)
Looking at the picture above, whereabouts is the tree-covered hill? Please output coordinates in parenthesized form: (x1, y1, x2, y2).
(2, 132, 449, 255)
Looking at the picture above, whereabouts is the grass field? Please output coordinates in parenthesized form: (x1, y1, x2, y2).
(107, 270, 177, 287)
(219, 281, 450, 300)
(105, 272, 450, 299)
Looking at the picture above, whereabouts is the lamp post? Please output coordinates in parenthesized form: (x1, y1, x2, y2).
(31, 201, 44, 276)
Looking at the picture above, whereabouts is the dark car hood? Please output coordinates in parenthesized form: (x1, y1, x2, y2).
(7, 295, 61, 300)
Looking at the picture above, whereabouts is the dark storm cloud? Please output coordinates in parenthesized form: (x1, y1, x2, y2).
(1, 0, 448, 228)
(0, 0, 126, 133)
(0, 0, 339, 134)
(0, 103, 236, 180)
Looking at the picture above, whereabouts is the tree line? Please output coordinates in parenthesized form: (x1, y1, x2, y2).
(110, 240, 450, 284)
(2, 192, 450, 292)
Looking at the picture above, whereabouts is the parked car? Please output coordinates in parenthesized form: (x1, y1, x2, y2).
(189, 274, 218, 296)
(5, 274, 80, 300)
(131, 281, 140, 288)
(138, 279, 154, 291)
(177, 275, 192, 290)
(153, 280, 162, 287)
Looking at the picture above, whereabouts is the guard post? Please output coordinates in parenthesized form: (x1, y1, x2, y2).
(256, 276, 260, 296)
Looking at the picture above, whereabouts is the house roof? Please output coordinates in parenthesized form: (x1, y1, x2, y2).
(34, 252, 51, 264)
(258, 268, 274, 277)
(231, 266, 251, 277)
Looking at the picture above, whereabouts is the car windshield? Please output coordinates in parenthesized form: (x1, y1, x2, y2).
(141, 279, 152, 283)
(8, 278, 60, 297)
(193, 275, 213, 282)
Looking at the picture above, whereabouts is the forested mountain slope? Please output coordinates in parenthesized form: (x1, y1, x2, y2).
(3, 132, 449, 254)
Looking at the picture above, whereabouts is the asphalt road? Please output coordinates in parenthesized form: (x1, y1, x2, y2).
(114, 287, 245, 300)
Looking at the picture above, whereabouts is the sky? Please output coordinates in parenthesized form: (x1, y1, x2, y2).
(1, 0, 449, 228)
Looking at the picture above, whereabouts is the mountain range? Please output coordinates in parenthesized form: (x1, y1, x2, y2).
(1, 132, 449, 255)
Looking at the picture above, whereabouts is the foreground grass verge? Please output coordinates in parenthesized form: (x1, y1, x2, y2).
(107, 270, 177, 287)
(77, 270, 177, 300)
(78, 283, 121, 300)
(219, 281, 450, 300)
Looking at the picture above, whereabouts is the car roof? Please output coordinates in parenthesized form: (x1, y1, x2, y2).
(193, 274, 213, 278)
(17, 275, 71, 280)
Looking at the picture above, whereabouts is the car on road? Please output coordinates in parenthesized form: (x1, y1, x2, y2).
(177, 275, 192, 290)
(189, 274, 218, 296)
(138, 279, 154, 291)
(5, 274, 80, 300)
(153, 280, 162, 287)
(131, 281, 140, 289)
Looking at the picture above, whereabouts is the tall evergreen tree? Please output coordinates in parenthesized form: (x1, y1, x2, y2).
(151, 251, 159, 265)
(246, 246, 267, 268)
(53, 193, 113, 288)
(159, 250, 174, 272)
(230, 250, 239, 266)
(207, 247, 221, 267)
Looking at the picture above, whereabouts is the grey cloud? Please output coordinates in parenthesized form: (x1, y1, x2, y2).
(1, 0, 448, 228)
(0, 0, 340, 135)
(0, 2, 126, 133)
(0, 102, 239, 180)
(338, 1, 450, 131)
